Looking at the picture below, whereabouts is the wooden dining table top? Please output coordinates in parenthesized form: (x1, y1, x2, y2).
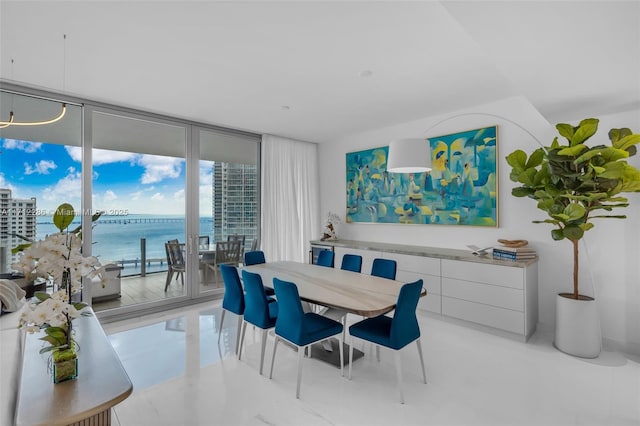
(243, 261, 426, 318)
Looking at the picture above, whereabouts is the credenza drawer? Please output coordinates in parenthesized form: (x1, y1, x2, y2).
(442, 278, 523, 312)
(396, 270, 441, 295)
(441, 259, 523, 289)
(418, 293, 441, 314)
(383, 252, 441, 275)
(442, 296, 525, 335)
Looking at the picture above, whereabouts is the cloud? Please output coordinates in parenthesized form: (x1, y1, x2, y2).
(65, 146, 82, 162)
(103, 190, 118, 203)
(130, 190, 143, 201)
(139, 155, 183, 184)
(65, 147, 138, 165)
(24, 160, 57, 175)
(94, 149, 138, 165)
(0, 173, 17, 193)
(41, 169, 82, 203)
(151, 193, 165, 201)
(2, 139, 42, 153)
(173, 189, 185, 200)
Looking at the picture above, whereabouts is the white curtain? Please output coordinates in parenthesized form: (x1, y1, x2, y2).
(261, 134, 320, 262)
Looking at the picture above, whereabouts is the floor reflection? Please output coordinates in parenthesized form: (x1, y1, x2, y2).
(107, 305, 239, 391)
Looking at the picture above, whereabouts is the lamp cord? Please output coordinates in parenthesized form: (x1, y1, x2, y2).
(423, 111, 546, 148)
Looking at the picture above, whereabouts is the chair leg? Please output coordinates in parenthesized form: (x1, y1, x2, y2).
(394, 351, 404, 404)
(235, 315, 243, 355)
(179, 271, 184, 286)
(296, 345, 305, 399)
(416, 339, 427, 384)
(348, 335, 354, 380)
(164, 269, 174, 291)
(238, 320, 247, 360)
(259, 329, 268, 375)
(217, 309, 226, 344)
(269, 336, 279, 379)
(338, 333, 344, 378)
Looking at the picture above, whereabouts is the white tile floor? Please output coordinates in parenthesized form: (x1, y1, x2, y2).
(102, 301, 640, 426)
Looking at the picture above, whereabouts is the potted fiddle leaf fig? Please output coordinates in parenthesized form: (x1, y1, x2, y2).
(506, 118, 640, 358)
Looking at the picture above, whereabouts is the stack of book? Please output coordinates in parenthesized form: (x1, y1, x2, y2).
(492, 245, 537, 261)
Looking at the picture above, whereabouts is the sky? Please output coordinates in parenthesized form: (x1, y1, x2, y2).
(0, 138, 214, 216)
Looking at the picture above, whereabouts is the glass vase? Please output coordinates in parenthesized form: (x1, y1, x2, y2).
(52, 349, 78, 384)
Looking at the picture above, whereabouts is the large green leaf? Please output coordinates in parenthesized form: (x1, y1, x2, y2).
(620, 165, 640, 191)
(556, 123, 575, 143)
(608, 127, 632, 143)
(518, 168, 537, 186)
(598, 161, 626, 179)
(563, 224, 584, 241)
(558, 144, 588, 157)
(525, 148, 545, 169)
(564, 203, 586, 221)
(611, 133, 640, 151)
(505, 150, 527, 169)
(53, 203, 75, 232)
(511, 187, 533, 197)
(34, 292, 51, 302)
(571, 118, 599, 146)
(551, 229, 565, 240)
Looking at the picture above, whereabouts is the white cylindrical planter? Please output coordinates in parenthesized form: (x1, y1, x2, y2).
(554, 293, 602, 358)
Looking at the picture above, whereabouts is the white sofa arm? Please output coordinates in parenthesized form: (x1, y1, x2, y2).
(0, 311, 25, 426)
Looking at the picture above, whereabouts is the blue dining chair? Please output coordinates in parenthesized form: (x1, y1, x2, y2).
(269, 278, 344, 399)
(242, 250, 275, 296)
(341, 254, 362, 273)
(316, 250, 334, 268)
(218, 264, 245, 354)
(239, 270, 278, 375)
(348, 279, 427, 404)
(244, 250, 266, 266)
(371, 258, 397, 280)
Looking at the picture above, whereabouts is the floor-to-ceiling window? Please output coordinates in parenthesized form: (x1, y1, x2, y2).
(195, 128, 260, 297)
(0, 85, 261, 319)
(0, 89, 82, 276)
(88, 108, 190, 312)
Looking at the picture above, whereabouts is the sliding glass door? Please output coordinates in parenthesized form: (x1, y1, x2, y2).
(195, 128, 260, 297)
(1, 85, 261, 319)
(88, 108, 190, 312)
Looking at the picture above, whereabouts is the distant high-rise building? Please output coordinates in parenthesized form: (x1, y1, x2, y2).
(0, 188, 37, 273)
(212, 163, 257, 249)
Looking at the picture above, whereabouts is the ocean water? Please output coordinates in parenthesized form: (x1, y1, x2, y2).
(36, 215, 214, 276)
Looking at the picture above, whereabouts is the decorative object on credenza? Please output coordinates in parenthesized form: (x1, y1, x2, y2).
(496, 238, 528, 248)
(492, 240, 537, 261)
(345, 126, 498, 226)
(506, 118, 640, 358)
(13, 203, 108, 383)
(321, 212, 341, 241)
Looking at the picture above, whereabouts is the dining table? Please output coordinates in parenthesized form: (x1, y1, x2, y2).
(242, 261, 427, 366)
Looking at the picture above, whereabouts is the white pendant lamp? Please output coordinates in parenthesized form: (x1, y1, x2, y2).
(386, 138, 432, 173)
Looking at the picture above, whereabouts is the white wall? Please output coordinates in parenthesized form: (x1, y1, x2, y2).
(318, 96, 640, 355)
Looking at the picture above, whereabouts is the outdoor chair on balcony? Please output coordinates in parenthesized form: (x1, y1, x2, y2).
(202, 240, 242, 285)
(164, 240, 186, 291)
(227, 234, 246, 258)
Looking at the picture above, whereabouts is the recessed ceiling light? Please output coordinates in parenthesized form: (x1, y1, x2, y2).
(359, 70, 373, 78)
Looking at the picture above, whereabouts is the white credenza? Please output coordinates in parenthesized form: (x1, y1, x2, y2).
(312, 239, 538, 341)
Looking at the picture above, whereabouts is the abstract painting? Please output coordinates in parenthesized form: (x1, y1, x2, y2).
(345, 126, 498, 226)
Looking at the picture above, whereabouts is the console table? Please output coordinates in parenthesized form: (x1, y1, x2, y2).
(16, 309, 132, 426)
(310, 239, 538, 341)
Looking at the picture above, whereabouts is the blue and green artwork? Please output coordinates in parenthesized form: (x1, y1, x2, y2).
(345, 126, 498, 226)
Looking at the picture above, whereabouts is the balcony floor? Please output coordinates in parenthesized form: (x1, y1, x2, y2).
(92, 269, 224, 312)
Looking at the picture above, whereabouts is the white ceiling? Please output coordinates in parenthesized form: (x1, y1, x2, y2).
(1, 1, 638, 144)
